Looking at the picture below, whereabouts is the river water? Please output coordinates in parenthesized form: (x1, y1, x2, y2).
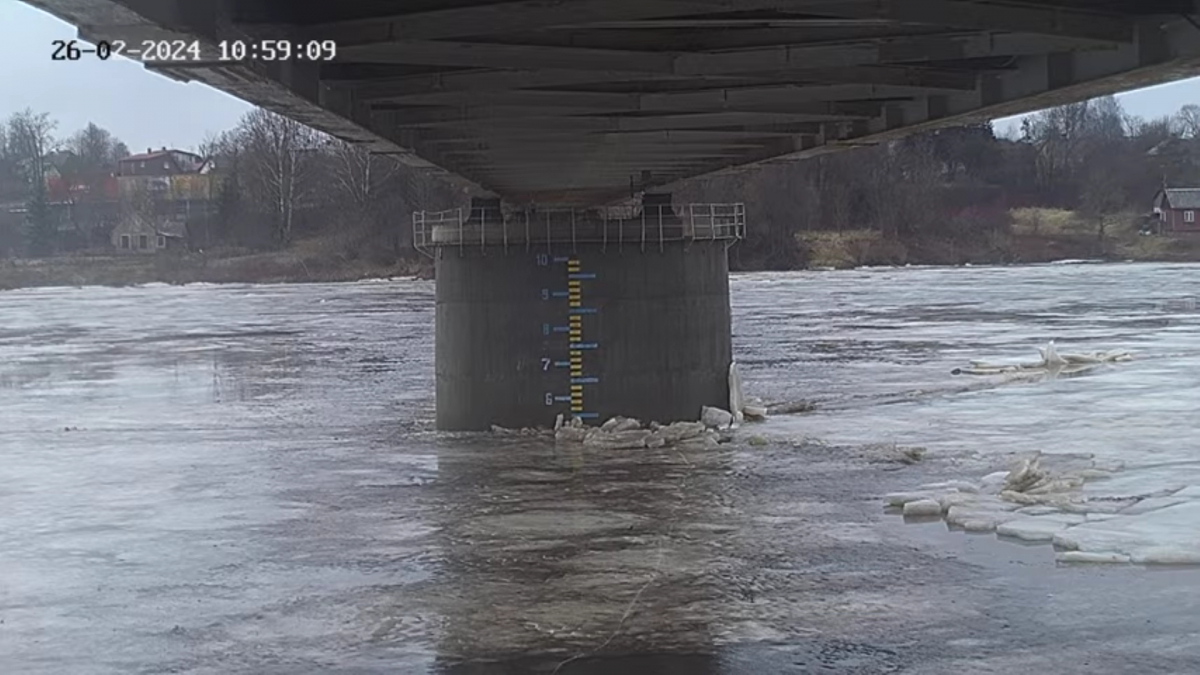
(735, 263, 1200, 563)
(2, 263, 1199, 673)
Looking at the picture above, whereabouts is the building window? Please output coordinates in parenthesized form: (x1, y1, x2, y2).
(138, 235, 148, 250)
(157, 236, 166, 249)
(120, 234, 130, 249)
(1186, 210, 1196, 224)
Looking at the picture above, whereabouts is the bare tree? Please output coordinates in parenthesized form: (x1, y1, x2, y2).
(235, 109, 325, 244)
(329, 140, 400, 218)
(7, 109, 58, 256)
(199, 129, 248, 246)
(1175, 104, 1200, 139)
(7, 109, 56, 187)
(196, 131, 226, 162)
(68, 122, 123, 168)
(0, 124, 11, 191)
(1020, 96, 1129, 206)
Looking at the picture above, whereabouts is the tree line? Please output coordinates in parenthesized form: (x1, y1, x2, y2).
(195, 109, 459, 253)
(1, 112, 132, 255)
(3, 95, 1199, 265)
(0, 107, 459, 259)
(682, 97, 1200, 268)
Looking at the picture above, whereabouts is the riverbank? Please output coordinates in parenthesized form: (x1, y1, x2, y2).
(800, 233, 1200, 270)
(798, 208, 1200, 269)
(0, 244, 434, 291)
(3, 239, 1194, 291)
(2, 208, 1198, 290)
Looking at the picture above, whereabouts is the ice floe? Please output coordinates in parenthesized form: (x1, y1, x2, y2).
(886, 452, 1200, 565)
(951, 341, 1133, 377)
(491, 362, 770, 448)
(552, 415, 719, 450)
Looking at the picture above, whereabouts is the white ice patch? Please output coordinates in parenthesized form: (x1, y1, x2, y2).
(996, 513, 1086, 542)
(701, 406, 735, 430)
(918, 480, 981, 494)
(903, 500, 943, 517)
(1052, 501, 1200, 565)
(552, 415, 719, 450)
(952, 341, 1134, 377)
(886, 452, 1200, 565)
(729, 361, 746, 425)
(885, 492, 937, 508)
(1056, 551, 1131, 564)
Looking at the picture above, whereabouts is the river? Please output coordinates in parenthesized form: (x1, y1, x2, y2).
(736, 263, 1200, 563)
(2, 263, 1199, 674)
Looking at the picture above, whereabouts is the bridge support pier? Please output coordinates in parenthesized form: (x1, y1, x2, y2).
(424, 195, 744, 431)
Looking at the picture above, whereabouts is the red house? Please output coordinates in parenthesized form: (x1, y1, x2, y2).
(1153, 188, 1200, 234)
(118, 148, 206, 177)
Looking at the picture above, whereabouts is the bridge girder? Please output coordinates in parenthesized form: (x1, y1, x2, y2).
(23, 0, 1200, 204)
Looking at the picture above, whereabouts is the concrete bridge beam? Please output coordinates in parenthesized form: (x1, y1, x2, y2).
(26, 0, 1200, 203)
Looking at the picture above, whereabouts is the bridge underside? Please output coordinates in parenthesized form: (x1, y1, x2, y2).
(26, 0, 1200, 205)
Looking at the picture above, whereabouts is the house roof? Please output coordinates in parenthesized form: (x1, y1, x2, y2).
(44, 149, 78, 169)
(1164, 188, 1200, 209)
(121, 149, 204, 163)
(122, 151, 170, 162)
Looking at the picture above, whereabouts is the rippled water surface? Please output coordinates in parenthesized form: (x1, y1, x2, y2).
(734, 263, 1200, 562)
(3, 263, 1199, 673)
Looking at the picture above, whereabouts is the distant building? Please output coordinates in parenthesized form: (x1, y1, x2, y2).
(1152, 188, 1200, 234)
(111, 214, 188, 253)
(47, 172, 120, 203)
(113, 148, 217, 253)
(118, 148, 206, 177)
(118, 149, 216, 203)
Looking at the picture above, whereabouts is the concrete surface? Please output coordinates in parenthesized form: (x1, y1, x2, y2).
(435, 241, 731, 430)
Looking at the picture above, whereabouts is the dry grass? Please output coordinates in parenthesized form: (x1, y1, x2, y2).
(1011, 207, 1142, 240)
(1114, 232, 1200, 261)
(1011, 207, 1087, 235)
(1004, 208, 1183, 262)
(798, 230, 908, 268)
(0, 237, 432, 291)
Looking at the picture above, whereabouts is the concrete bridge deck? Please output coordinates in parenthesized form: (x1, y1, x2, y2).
(25, 0, 1200, 205)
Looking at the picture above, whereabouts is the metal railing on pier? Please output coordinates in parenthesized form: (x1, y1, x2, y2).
(413, 202, 746, 257)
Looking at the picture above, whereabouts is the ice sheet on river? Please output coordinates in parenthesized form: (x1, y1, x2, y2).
(951, 341, 1133, 377)
(886, 452, 1200, 565)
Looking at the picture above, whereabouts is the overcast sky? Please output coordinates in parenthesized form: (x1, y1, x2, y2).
(1, 0, 1197, 153)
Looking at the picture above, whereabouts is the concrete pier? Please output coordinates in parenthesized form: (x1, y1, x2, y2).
(431, 196, 741, 431)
